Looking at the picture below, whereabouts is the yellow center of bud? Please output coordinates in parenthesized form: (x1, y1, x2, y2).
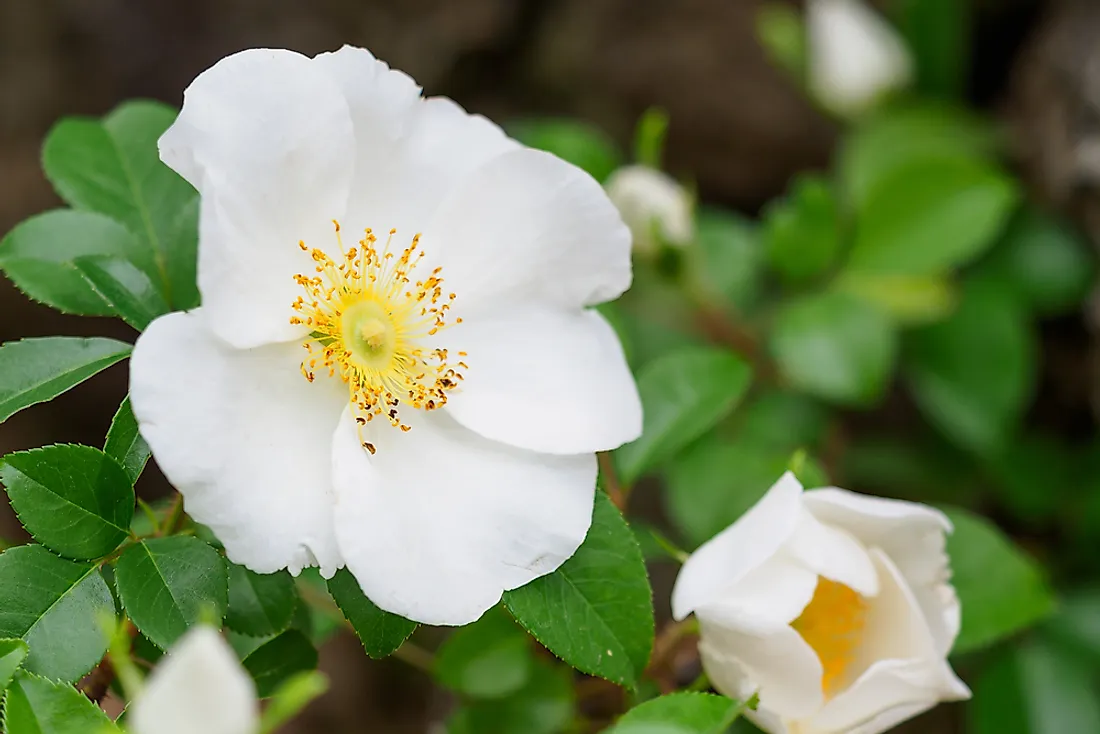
(791, 577, 867, 698)
(290, 222, 467, 447)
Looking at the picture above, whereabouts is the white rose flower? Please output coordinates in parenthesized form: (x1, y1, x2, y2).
(129, 627, 258, 734)
(807, 0, 913, 117)
(671, 472, 970, 734)
(605, 165, 694, 253)
(130, 46, 642, 626)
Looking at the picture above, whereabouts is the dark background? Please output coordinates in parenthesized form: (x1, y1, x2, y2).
(2, 0, 1097, 731)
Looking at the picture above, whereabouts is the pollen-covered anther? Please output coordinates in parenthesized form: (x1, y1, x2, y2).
(290, 222, 465, 442)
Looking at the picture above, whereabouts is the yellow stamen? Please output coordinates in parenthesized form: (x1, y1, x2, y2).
(791, 577, 867, 698)
(290, 222, 465, 438)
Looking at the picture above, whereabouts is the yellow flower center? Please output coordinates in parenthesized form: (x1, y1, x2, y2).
(290, 222, 466, 449)
(791, 577, 867, 698)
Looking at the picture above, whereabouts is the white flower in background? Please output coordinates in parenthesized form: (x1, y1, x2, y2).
(671, 472, 970, 734)
(129, 627, 258, 734)
(130, 46, 642, 626)
(807, 0, 913, 117)
(605, 165, 694, 253)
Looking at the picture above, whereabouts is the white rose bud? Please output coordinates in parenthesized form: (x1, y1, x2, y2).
(605, 165, 694, 254)
(129, 627, 260, 734)
(807, 0, 913, 117)
(671, 472, 970, 734)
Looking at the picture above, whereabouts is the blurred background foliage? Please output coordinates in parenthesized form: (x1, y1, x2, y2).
(3, 0, 1100, 732)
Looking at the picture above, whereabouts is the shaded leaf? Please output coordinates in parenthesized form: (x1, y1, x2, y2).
(241, 630, 318, 698)
(327, 569, 416, 659)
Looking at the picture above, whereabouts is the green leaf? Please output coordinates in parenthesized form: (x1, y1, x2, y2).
(225, 564, 298, 638)
(906, 280, 1036, 455)
(42, 100, 199, 309)
(608, 692, 742, 734)
(849, 155, 1018, 276)
(447, 659, 574, 734)
(0, 210, 145, 316)
(241, 630, 318, 698)
(735, 390, 828, 450)
(1, 445, 133, 561)
(74, 256, 169, 331)
(0, 337, 131, 424)
(615, 347, 752, 485)
(770, 291, 897, 406)
(1045, 589, 1100, 666)
(326, 569, 416, 658)
(980, 209, 1096, 317)
(944, 507, 1055, 654)
(3, 672, 121, 734)
(763, 175, 841, 283)
(690, 208, 764, 312)
(0, 640, 28, 694)
(841, 104, 998, 209)
(435, 607, 532, 699)
(103, 397, 150, 484)
(970, 638, 1100, 734)
(666, 438, 793, 549)
(508, 119, 622, 182)
(114, 536, 228, 650)
(0, 545, 113, 681)
(504, 493, 653, 688)
(835, 272, 958, 326)
(893, 0, 969, 99)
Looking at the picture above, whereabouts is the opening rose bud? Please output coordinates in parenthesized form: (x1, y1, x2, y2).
(671, 472, 970, 734)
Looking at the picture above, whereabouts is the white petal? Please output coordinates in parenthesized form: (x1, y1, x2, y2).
(131, 311, 344, 576)
(803, 488, 960, 655)
(339, 93, 521, 237)
(672, 472, 804, 620)
(807, 549, 969, 733)
(605, 165, 695, 252)
(160, 48, 356, 348)
(700, 621, 824, 720)
(442, 306, 640, 454)
(784, 508, 879, 597)
(421, 147, 632, 317)
(330, 407, 595, 626)
(129, 627, 258, 734)
(696, 555, 818, 635)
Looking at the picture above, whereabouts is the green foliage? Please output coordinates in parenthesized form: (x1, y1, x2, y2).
(435, 607, 533, 699)
(114, 536, 228, 650)
(834, 272, 957, 325)
(508, 119, 622, 183)
(755, 2, 806, 79)
(945, 507, 1056, 654)
(74, 256, 169, 331)
(762, 175, 841, 283)
(690, 208, 764, 312)
(504, 493, 653, 689)
(102, 398, 150, 484)
(0, 545, 113, 682)
(906, 280, 1036, 456)
(42, 100, 199, 309)
(0, 641, 28, 695)
(1, 445, 133, 561)
(0, 338, 131, 424)
(615, 346, 752, 485)
(892, 0, 969, 99)
(447, 659, 574, 734)
(0, 211, 146, 316)
(970, 638, 1100, 734)
(770, 291, 897, 405)
(258, 671, 329, 734)
(327, 569, 416, 658)
(848, 155, 1018, 275)
(607, 693, 743, 733)
(241, 630, 318, 698)
(3, 672, 121, 734)
(980, 208, 1096, 317)
(225, 564, 299, 638)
